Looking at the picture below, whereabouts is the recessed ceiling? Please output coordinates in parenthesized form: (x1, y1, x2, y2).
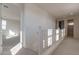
(1, 3, 21, 20)
(37, 3, 79, 18)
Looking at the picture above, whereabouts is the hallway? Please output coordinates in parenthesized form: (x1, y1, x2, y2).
(52, 38, 79, 55)
(1, 3, 79, 55)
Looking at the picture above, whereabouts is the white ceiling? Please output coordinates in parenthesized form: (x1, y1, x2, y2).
(1, 3, 21, 20)
(2, 3, 79, 20)
(37, 3, 79, 18)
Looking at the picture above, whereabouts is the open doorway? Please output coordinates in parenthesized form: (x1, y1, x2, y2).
(67, 19, 74, 38)
(1, 3, 22, 55)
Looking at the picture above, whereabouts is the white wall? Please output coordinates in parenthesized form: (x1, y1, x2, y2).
(22, 4, 56, 54)
(0, 4, 2, 54)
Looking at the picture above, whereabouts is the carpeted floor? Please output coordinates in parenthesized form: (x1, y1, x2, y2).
(52, 38, 79, 55)
(1, 36, 38, 55)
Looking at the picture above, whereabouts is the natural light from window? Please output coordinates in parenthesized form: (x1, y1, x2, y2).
(43, 40, 45, 48)
(48, 29, 52, 36)
(56, 29, 59, 41)
(61, 29, 64, 37)
(61, 29, 65, 40)
(10, 42, 22, 55)
(6, 30, 18, 39)
(20, 31, 22, 43)
(48, 37, 52, 47)
(48, 29, 52, 47)
(2, 20, 6, 30)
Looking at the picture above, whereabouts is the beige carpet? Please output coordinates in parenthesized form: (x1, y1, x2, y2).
(52, 38, 79, 55)
(1, 36, 38, 55)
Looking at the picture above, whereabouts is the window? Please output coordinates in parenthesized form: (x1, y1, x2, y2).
(43, 40, 45, 48)
(2, 20, 6, 30)
(56, 29, 59, 41)
(48, 29, 53, 47)
(61, 29, 65, 40)
(48, 37, 52, 47)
